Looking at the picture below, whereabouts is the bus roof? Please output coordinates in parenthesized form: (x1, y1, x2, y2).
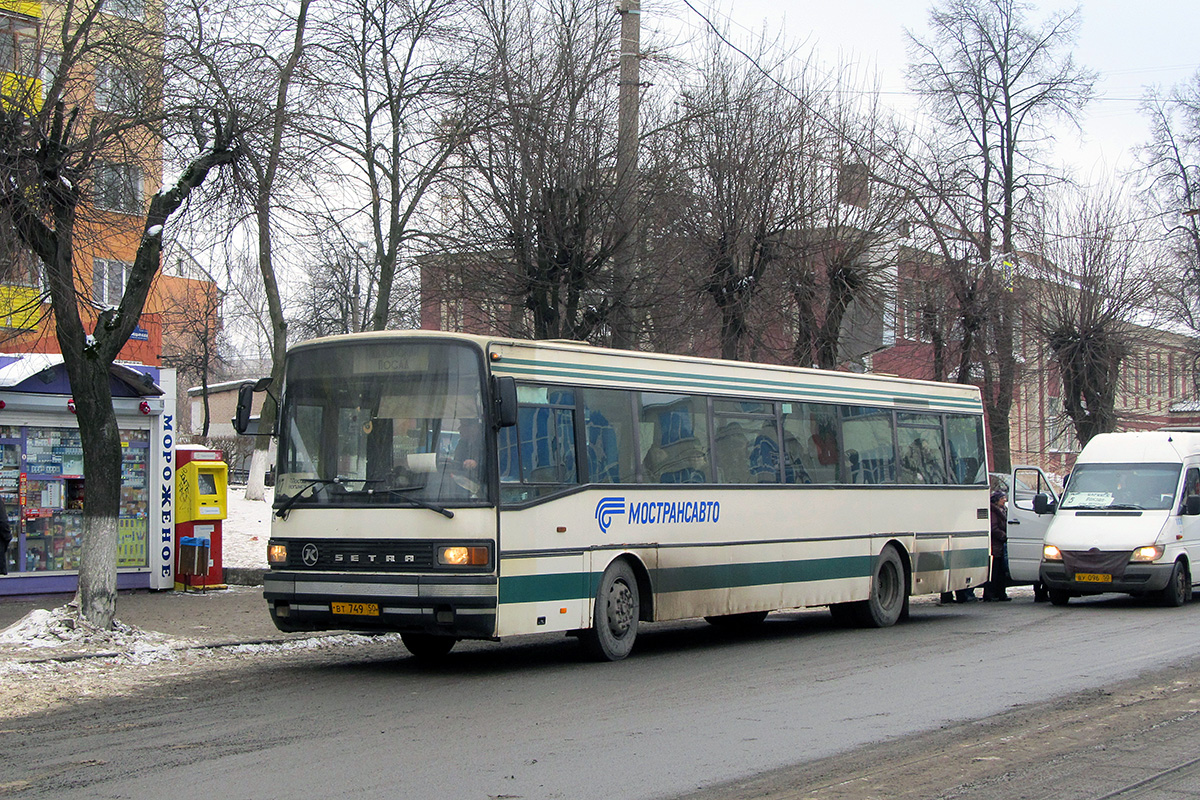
(289, 330, 983, 415)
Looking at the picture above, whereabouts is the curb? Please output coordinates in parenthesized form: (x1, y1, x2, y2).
(222, 567, 266, 587)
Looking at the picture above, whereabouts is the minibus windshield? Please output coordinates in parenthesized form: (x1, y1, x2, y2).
(1060, 463, 1181, 511)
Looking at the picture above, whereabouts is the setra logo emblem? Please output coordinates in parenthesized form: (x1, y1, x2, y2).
(301, 543, 319, 566)
(595, 496, 626, 534)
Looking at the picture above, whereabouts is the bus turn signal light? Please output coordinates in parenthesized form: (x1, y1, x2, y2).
(439, 546, 489, 566)
(268, 544, 288, 565)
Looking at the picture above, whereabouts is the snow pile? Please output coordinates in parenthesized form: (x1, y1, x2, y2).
(224, 632, 402, 656)
(0, 606, 181, 657)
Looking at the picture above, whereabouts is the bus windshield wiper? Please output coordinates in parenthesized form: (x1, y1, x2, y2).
(274, 477, 346, 518)
(379, 487, 454, 519)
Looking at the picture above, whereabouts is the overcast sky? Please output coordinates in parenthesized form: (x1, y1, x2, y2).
(663, 0, 1199, 182)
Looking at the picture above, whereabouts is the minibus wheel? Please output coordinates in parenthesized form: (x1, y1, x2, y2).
(1048, 589, 1071, 606)
(582, 560, 640, 661)
(1159, 561, 1190, 608)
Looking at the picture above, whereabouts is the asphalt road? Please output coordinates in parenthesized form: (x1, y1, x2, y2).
(9, 591, 1200, 799)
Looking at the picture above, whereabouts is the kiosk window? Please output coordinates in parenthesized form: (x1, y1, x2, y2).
(198, 472, 217, 495)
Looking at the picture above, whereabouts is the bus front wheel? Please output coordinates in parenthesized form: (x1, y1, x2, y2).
(401, 632, 456, 660)
(855, 545, 907, 628)
(582, 560, 640, 661)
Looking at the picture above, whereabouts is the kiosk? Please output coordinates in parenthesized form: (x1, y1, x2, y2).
(174, 445, 228, 590)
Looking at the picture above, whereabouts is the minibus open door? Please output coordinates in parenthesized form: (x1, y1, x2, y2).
(1007, 466, 1059, 596)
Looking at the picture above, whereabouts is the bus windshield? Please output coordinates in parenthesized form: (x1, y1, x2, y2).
(276, 340, 489, 509)
(1060, 463, 1181, 511)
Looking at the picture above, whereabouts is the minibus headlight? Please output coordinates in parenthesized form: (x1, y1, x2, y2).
(1042, 544, 1063, 561)
(438, 546, 489, 566)
(267, 543, 288, 565)
(1131, 545, 1164, 563)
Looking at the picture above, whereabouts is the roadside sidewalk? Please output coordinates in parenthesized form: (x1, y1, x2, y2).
(0, 569, 327, 663)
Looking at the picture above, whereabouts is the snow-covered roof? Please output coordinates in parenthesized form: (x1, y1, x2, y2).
(0, 354, 164, 396)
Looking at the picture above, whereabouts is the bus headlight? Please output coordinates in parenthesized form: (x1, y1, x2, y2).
(1131, 545, 1164, 562)
(438, 546, 489, 566)
(268, 543, 288, 565)
(1043, 544, 1063, 561)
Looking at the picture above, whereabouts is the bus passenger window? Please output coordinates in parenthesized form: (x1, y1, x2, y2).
(640, 394, 708, 483)
(714, 400, 781, 484)
(841, 406, 896, 484)
(500, 385, 579, 501)
(945, 415, 986, 485)
(897, 413, 947, 485)
(782, 403, 834, 483)
(581, 388, 637, 483)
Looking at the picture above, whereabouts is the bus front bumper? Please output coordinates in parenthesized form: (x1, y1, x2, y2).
(1039, 561, 1175, 597)
(263, 571, 497, 638)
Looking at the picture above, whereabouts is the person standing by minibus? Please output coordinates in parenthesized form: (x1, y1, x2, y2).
(983, 489, 1011, 601)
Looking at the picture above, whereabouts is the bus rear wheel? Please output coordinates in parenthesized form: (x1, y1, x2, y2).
(854, 545, 907, 628)
(401, 632, 456, 660)
(582, 560, 640, 661)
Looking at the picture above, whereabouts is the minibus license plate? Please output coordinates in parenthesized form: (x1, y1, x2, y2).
(332, 602, 379, 616)
(1075, 573, 1112, 583)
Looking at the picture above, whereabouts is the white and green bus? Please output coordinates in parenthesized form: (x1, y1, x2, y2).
(237, 331, 990, 661)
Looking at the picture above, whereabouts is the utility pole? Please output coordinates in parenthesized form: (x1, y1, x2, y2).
(611, 0, 640, 350)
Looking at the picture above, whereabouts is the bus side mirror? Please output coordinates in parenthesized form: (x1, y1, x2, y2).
(234, 378, 273, 435)
(1033, 493, 1056, 515)
(1187, 495, 1200, 516)
(492, 376, 518, 428)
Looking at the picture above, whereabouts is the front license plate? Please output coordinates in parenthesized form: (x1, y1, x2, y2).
(1075, 573, 1112, 583)
(331, 602, 380, 616)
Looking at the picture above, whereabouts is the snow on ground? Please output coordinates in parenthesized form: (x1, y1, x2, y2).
(223, 484, 273, 568)
(0, 485, 397, 718)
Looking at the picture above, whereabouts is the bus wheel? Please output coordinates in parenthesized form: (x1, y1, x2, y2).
(582, 560, 639, 661)
(1048, 589, 1071, 606)
(855, 545, 907, 628)
(704, 611, 768, 628)
(401, 633, 456, 660)
(1159, 561, 1190, 607)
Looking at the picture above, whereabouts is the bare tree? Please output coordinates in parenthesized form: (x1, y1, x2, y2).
(666, 35, 816, 362)
(1031, 185, 1157, 446)
(1140, 72, 1200, 331)
(0, 1, 239, 627)
(304, 0, 470, 334)
(173, 0, 314, 499)
(904, 0, 1095, 471)
(451, 0, 624, 342)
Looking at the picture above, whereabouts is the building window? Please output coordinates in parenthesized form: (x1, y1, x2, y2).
(94, 163, 143, 214)
(102, 0, 144, 19)
(40, 50, 59, 101)
(94, 63, 139, 114)
(93, 258, 129, 306)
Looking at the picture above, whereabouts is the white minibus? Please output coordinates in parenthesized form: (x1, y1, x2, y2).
(1038, 430, 1200, 606)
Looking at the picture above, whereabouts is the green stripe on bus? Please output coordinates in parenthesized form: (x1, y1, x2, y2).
(915, 548, 991, 572)
(498, 551, 996, 605)
(500, 572, 592, 604)
(651, 555, 875, 593)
